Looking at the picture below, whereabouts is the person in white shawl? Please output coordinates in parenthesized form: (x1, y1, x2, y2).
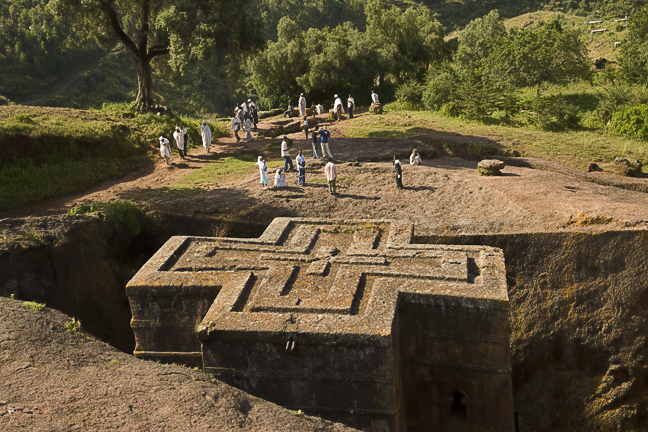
(173, 127, 185, 160)
(274, 169, 286, 188)
(257, 155, 269, 190)
(410, 149, 422, 166)
(333, 94, 344, 121)
(200, 121, 212, 153)
(298, 93, 307, 118)
(159, 136, 171, 165)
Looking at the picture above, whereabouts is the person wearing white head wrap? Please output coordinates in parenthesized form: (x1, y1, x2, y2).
(274, 169, 286, 188)
(159, 136, 171, 165)
(298, 93, 307, 119)
(173, 127, 185, 160)
(257, 155, 269, 189)
(333, 95, 344, 121)
(200, 121, 212, 153)
(410, 149, 422, 166)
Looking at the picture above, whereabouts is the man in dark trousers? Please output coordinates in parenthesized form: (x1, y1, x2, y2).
(393, 155, 404, 189)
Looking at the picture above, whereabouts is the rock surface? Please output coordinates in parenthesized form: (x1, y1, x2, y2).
(478, 159, 505, 176)
(0, 296, 356, 431)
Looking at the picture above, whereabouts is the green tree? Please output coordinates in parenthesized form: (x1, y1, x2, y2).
(455, 10, 507, 71)
(485, 18, 590, 97)
(50, 0, 264, 109)
(619, 5, 648, 85)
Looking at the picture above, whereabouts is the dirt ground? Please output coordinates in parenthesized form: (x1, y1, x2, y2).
(0, 296, 355, 431)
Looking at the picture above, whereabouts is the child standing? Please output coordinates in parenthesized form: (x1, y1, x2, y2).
(257, 156, 268, 190)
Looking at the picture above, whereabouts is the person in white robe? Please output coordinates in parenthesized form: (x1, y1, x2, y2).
(172, 127, 185, 160)
(200, 121, 212, 153)
(333, 94, 344, 121)
(316, 104, 325, 115)
(257, 156, 269, 189)
(410, 149, 423, 166)
(371, 91, 380, 114)
(347, 95, 355, 119)
(274, 169, 286, 188)
(159, 136, 171, 165)
(298, 93, 307, 118)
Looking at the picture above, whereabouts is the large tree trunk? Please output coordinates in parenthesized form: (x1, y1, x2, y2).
(133, 55, 154, 110)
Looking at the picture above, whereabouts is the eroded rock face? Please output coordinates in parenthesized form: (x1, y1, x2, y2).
(127, 218, 515, 432)
(614, 157, 643, 178)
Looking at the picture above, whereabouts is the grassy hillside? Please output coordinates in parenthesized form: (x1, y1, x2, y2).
(0, 105, 228, 211)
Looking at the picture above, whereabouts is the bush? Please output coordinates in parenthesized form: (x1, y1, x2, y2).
(525, 95, 581, 131)
(423, 72, 455, 111)
(68, 201, 146, 235)
(610, 104, 648, 140)
(394, 80, 424, 110)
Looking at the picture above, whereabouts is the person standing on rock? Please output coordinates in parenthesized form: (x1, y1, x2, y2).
(173, 127, 186, 160)
(296, 150, 306, 186)
(319, 126, 332, 159)
(244, 114, 253, 142)
(347, 94, 355, 119)
(371, 91, 380, 114)
(231, 109, 242, 142)
(257, 155, 269, 190)
(324, 158, 338, 195)
(311, 126, 320, 159)
(303, 116, 309, 139)
(281, 136, 295, 172)
(393, 155, 404, 189)
(333, 94, 344, 121)
(299, 93, 307, 119)
(410, 149, 422, 166)
(159, 136, 171, 165)
(200, 121, 212, 153)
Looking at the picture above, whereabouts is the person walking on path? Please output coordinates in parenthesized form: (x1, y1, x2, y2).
(393, 155, 404, 189)
(319, 126, 332, 159)
(249, 99, 259, 131)
(299, 93, 307, 119)
(237, 105, 245, 124)
(347, 94, 355, 119)
(181, 125, 189, 156)
(283, 102, 294, 118)
(333, 94, 344, 121)
(200, 121, 212, 153)
(231, 109, 242, 142)
(316, 103, 324, 115)
(159, 136, 171, 165)
(173, 127, 186, 160)
(371, 91, 380, 114)
(296, 150, 306, 185)
(324, 158, 338, 195)
(281, 136, 295, 172)
(311, 126, 320, 159)
(303, 116, 309, 139)
(244, 115, 253, 142)
(274, 169, 286, 188)
(257, 155, 269, 190)
(410, 149, 422, 166)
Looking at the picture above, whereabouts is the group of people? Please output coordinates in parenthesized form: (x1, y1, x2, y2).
(158, 121, 214, 165)
(232, 99, 258, 143)
(393, 149, 423, 189)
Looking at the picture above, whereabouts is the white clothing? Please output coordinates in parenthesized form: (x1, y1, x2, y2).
(324, 162, 337, 181)
(275, 170, 286, 187)
(159, 138, 170, 158)
(173, 130, 185, 150)
(347, 97, 355, 109)
(231, 116, 241, 131)
(333, 97, 344, 113)
(281, 140, 290, 157)
(296, 154, 305, 168)
(316, 104, 324, 114)
(249, 101, 257, 110)
(257, 156, 268, 176)
(201, 124, 212, 151)
(240, 102, 248, 113)
(245, 119, 252, 132)
(298, 96, 307, 118)
(410, 153, 422, 166)
(371, 92, 379, 104)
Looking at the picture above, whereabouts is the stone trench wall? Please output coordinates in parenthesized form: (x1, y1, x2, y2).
(416, 230, 648, 432)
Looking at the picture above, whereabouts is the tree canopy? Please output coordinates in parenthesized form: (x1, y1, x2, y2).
(49, 0, 265, 108)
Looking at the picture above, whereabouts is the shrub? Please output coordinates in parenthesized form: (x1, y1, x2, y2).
(610, 104, 648, 140)
(23, 301, 46, 311)
(394, 80, 424, 110)
(526, 95, 581, 131)
(13, 113, 34, 124)
(423, 72, 455, 111)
